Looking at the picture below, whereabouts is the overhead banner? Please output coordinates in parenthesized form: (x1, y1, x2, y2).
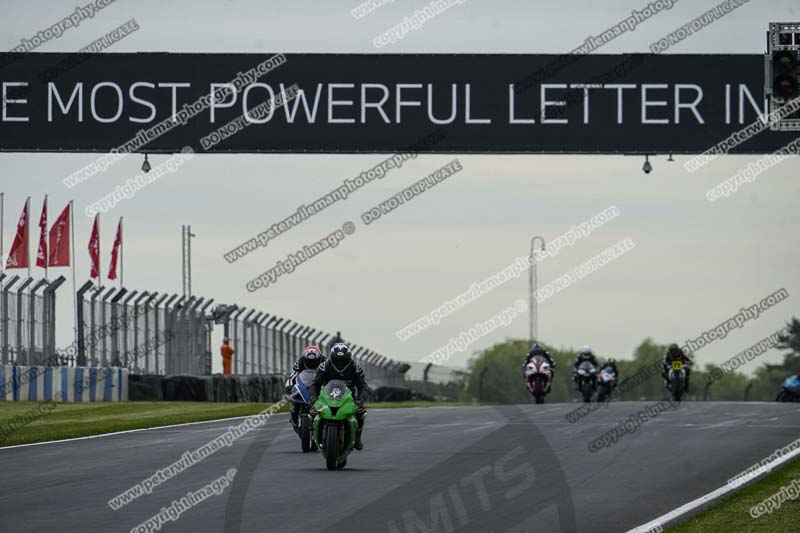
(0, 52, 796, 154)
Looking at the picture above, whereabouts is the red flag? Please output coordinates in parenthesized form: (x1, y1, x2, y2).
(88, 214, 100, 278)
(108, 218, 122, 280)
(48, 203, 71, 267)
(5, 199, 29, 269)
(36, 196, 48, 268)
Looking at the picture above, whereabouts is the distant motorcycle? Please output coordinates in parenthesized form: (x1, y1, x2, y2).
(288, 369, 318, 452)
(575, 361, 598, 403)
(667, 360, 687, 402)
(525, 355, 553, 404)
(776, 375, 800, 403)
(596, 367, 617, 403)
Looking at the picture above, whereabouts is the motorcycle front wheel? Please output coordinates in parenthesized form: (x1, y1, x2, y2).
(324, 425, 340, 471)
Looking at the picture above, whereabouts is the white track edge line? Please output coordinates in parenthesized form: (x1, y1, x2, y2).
(0, 411, 289, 451)
(626, 442, 800, 532)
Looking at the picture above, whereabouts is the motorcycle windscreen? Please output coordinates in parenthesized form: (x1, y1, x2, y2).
(325, 380, 350, 406)
(293, 370, 316, 403)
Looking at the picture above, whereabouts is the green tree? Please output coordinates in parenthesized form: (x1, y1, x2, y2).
(776, 317, 800, 371)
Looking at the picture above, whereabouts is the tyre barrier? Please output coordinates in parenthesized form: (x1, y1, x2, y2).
(129, 374, 285, 402)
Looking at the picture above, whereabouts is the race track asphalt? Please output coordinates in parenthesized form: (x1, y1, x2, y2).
(1, 402, 798, 533)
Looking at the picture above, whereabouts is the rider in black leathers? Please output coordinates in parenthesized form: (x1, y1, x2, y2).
(310, 342, 368, 450)
(599, 357, 618, 377)
(662, 343, 693, 392)
(286, 345, 325, 433)
(524, 343, 557, 370)
(572, 345, 600, 390)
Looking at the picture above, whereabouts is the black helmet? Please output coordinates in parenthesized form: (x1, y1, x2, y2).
(530, 343, 545, 355)
(667, 343, 681, 356)
(330, 342, 352, 364)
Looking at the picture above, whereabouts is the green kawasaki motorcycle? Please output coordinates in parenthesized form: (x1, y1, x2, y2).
(312, 380, 358, 470)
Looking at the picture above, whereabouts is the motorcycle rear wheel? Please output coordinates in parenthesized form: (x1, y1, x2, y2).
(300, 416, 312, 453)
(671, 378, 684, 402)
(581, 383, 594, 403)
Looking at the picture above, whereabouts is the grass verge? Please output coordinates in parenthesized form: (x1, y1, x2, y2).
(668, 456, 800, 532)
(0, 401, 462, 447)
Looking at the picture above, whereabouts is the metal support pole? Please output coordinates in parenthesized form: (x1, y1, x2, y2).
(278, 321, 295, 375)
(100, 288, 117, 367)
(29, 279, 48, 366)
(109, 289, 127, 366)
(265, 316, 279, 374)
(1, 275, 20, 364)
(199, 299, 214, 375)
(241, 310, 257, 374)
(131, 292, 149, 371)
(529, 236, 546, 344)
(15, 278, 33, 365)
(42, 276, 66, 365)
(288, 323, 302, 371)
(249, 312, 264, 374)
(256, 314, 271, 374)
(188, 298, 204, 374)
(163, 294, 179, 375)
(121, 291, 138, 368)
(152, 293, 169, 374)
(75, 281, 94, 367)
(88, 285, 104, 366)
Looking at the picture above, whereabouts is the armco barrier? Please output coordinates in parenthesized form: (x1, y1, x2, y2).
(0, 365, 128, 402)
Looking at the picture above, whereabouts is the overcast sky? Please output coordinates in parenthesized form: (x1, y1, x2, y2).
(1, 0, 798, 375)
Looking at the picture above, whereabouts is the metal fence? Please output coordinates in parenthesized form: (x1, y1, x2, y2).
(223, 308, 409, 387)
(76, 282, 213, 375)
(74, 281, 409, 386)
(0, 274, 66, 366)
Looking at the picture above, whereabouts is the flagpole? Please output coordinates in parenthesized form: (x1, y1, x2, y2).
(0, 192, 4, 278)
(70, 201, 77, 353)
(119, 217, 123, 289)
(25, 197, 30, 285)
(98, 215, 101, 291)
(43, 195, 48, 281)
